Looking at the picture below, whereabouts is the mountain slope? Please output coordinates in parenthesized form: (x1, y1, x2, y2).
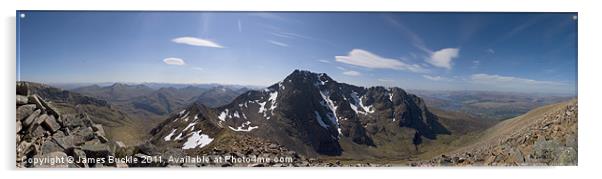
(413, 99, 577, 166)
(149, 70, 452, 157)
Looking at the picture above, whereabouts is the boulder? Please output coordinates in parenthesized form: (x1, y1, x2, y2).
(80, 143, 113, 159)
(28, 95, 46, 111)
(17, 140, 33, 156)
(17, 104, 36, 122)
(17, 121, 22, 133)
(41, 115, 61, 133)
(91, 124, 105, 133)
(73, 127, 96, 141)
(37, 96, 60, 119)
(71, 149, 88, 168)
(17, 95, 28, 105)
(30, 124, 47, 138)
(112, 141, 128, 157)
(52, 135, 77, 150)
(62, 115, 86, 129)
(22, 109, 42, 128)
(41, 139, 64, 154)
(53, 130, 66, 138)
(96, 132, 109, 143)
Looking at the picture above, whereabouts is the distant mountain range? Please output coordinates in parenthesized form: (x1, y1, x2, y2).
(410, 90, 573, 120)
(71, 83, 250, 120)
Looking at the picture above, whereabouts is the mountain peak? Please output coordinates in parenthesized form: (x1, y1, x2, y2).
(288, 69, 327, 78)
(284, 69, 333, 86)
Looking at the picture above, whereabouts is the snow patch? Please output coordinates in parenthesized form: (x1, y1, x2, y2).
(183, 122, 197, 132)
(182, 130, 213, 150)
(268, 91, 278, 111)
(257, 101, 267, 113)
(218, 109, 228, 121)
(350, 92, 374, 114)
(228, 121, 259, 132)
(174, 132, 184, 141)
(319, 90, 342, 135)
(163, 129, 177, 141)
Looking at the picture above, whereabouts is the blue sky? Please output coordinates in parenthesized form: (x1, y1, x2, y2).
(17, 11, 577, 94)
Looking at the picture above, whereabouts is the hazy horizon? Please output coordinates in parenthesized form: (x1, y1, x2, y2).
(17, 11, 577, 95)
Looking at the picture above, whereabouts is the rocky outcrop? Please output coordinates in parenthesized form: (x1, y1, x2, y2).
(16, 82, 121, 168)
(411, 99, 577, 166)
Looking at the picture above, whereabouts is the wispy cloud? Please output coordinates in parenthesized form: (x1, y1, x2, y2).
(343, 70, 362, 76)
(237, 20, 242, 33)
(172, 37, 224, 48)
(335, 49, 428, 73)
(317, 59, 331, 64)
(267, 40, 289, 47)
(422, 75, 448, 81)
(427, 48, 460, 69)
(487, 48, 495, 54)
(491, 16, 545, 45)
(384, 15, 461, 70)
(470, 73, 566, 86)
(383, 15, 432, 54)
(270, 31, 338, 48)
(192, 67, 204, 71)
(163, 57, 186, 66)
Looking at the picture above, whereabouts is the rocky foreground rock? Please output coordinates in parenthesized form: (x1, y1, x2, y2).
(16, 82, 125, 168)
(411, 100, 578, 166)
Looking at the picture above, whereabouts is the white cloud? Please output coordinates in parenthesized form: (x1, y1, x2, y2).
(470, 73, 565, 86)
(487, 48, 495, 54)
(192, 67, 204, 71)
(335, 49, 428, 73)
(267, 40, 288, 47)
(163, 58, 186, 66)
(422, 75, 444, 81)
(172, 37, 224, 48)
(342, 70, 361, 76)
(317, 59, 331, 64)
(427, 48, 460, 69)
(336, 66, 346, 71)
(237, 20, 242, 32)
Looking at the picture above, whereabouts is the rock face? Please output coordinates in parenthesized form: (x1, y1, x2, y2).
(16, 82, 119, 168)
(411, 99, 578, 166)
(150, 70, 449, 157)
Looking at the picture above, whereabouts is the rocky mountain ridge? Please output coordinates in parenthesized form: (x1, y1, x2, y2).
(150, 70, 451, 157)
(17, 82, 124, 168)
(411, 99, 577, 166)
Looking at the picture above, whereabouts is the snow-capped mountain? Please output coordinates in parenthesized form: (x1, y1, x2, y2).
(150, 70, 450, 156)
